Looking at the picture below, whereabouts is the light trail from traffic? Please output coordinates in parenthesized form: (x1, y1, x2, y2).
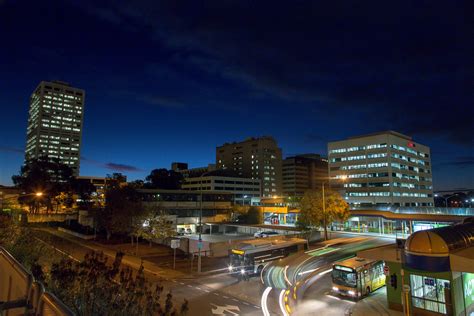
(261, 286, 272, 316)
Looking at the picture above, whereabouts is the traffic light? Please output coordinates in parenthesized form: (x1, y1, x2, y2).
(390, 273, 397, 289)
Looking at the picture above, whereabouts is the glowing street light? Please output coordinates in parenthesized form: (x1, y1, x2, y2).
(35, 192, 43, 197)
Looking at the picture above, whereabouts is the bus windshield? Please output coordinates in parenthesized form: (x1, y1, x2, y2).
(332, 268, 357, 287)
(230, 253, 242, 266)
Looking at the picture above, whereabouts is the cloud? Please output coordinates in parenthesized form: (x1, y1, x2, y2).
(0, 146, 23, 154)
(104, 163, 142, 172)
(436, 156, 474, 168)
(78, 1, 472, 145)
(81, 157, 142, 172)
(139, 95, 187, 109)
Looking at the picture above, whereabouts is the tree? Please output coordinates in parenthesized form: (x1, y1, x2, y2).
(0, 213, 54, 271)
(132, 206, 176, 255)
(136, 210, 176, 243)
(12, 156, 74, 213)
(145, 169, 183, 189)
(231, 204, 249, 222)
(104, 173, 128, 190)
(246, 206, 262, 224)
(129, 179, 145, 189)
(48, 251, 188, 316)
(99, 186, 145, 240)
(0, 196, 22, 211)
(299, 189, 350, 240)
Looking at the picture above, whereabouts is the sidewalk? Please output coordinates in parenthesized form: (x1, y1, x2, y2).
(350, 288, 403, 316)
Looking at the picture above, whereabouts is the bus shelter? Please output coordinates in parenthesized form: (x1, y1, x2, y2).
(357, 220, 474, 316)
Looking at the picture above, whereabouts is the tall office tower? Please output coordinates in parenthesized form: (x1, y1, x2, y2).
(25, 81, 85, 176)
(282, 154, 328, 197)
(216, 136, 282, 197)
(328, 131, 434, 207)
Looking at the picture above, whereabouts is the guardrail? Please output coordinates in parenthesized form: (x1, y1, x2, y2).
(0, 247, 74, 316)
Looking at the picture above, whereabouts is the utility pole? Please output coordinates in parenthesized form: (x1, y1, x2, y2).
(197, 170, 212, 274)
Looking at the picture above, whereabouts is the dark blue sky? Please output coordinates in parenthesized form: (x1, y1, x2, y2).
(1, 1, 473, 190)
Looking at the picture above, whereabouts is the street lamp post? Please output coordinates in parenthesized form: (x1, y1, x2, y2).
(321, 175, 347, 240)
(198, 170, 213, 274)
(435, 194, 457, 207)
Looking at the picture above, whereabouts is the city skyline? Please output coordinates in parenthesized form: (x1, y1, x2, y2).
(1, 1, 472, 191)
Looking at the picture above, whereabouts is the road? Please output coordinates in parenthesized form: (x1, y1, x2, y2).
(33, 228, 265, 316)
(261, 235, 392, 315)
(34, 228, 392, 316)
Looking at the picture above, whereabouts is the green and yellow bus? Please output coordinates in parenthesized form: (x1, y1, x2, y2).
(331, 257, 385, 299)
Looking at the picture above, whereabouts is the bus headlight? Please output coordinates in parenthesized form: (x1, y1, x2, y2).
(228, 265, 233, 271)
(332, 287, 339, 292)
(240, 269, 245, 274)
(348, 290, 355, 296)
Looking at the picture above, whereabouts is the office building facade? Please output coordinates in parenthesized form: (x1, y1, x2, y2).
(328, 131, 434, 207)
(282, 154, 328, 196)
(216, 137, 282, 197)
(182, 175, 261, 205)
(172, 163, 216, 178)
(139, 189, 233, 233)
(25, 81, 85, 175)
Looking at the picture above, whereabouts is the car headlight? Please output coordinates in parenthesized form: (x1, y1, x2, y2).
(332, 287, 339, 292)
(240, 269, 245, 274)
(348, 290, 355, 296)
(228, 265, 233, 271)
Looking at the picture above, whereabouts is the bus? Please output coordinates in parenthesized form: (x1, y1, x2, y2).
(228, 238, 307, 277)
(331, 257, 385, 299)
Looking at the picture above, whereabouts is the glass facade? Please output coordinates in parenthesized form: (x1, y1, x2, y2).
(410, 274, 451, 314)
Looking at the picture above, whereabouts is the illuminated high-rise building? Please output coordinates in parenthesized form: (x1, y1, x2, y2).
(25, 81, 85, 175)
(216, 136, 282, 197)
(328, 131, 434, 207)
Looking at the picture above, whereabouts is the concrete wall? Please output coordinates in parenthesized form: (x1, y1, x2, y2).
(26, 213, 78, 223)
(78, 210, 94, 228)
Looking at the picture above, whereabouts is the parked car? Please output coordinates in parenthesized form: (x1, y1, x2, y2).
(254, 231, 279, 238)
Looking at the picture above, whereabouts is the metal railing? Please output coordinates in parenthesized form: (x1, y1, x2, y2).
(0, 247, 73, 316)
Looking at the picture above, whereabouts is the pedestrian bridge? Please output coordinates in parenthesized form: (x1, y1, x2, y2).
(349, 206, 474, 222)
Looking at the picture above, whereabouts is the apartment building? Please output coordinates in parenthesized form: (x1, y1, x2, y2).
(216, 137, 282, 197)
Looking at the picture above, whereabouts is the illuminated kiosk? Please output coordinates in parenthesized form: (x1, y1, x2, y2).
(358, 219, 474, 316)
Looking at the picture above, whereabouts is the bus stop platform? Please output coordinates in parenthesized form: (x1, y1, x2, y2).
(350, 287, 403, 316)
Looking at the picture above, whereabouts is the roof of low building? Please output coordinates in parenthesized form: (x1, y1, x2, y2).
(405, 221, 474, 255)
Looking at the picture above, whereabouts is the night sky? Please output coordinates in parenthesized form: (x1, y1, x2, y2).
(1, 1, 472, 190)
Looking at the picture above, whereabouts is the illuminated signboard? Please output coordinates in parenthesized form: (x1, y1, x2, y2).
(334, 265, 354, 272)
(464, 273, 474, 315)
(408, 142, 416, 148)
(232, 249, 244, 255)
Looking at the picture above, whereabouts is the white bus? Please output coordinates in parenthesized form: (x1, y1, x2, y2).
(331, 257, 385, 299)
(228, 238, 307, 277)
